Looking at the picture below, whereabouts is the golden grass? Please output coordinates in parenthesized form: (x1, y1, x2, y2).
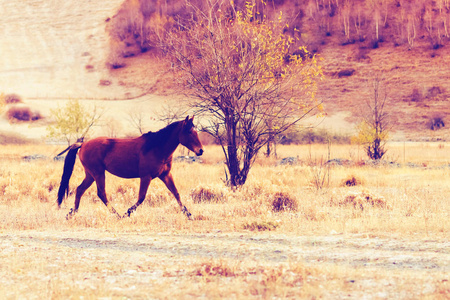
(0, 143, 449, 298)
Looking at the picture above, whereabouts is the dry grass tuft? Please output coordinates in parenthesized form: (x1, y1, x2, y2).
(341, 174, 364, 187)
(340, 190, 388, 210)
(190, 185, 227, 204)
(242, 221, 279, 231)
(271, 191, 298, 212)
(193, 261, 238, 277)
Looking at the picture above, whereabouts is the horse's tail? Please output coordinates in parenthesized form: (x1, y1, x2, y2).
(57, 144, 82, 207)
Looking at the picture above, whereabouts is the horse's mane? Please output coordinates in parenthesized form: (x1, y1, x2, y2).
(142, 121, 182, 154)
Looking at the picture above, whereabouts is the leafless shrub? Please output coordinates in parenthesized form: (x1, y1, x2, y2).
(308, 156, 330, 190)
(103, 117, 123, 137)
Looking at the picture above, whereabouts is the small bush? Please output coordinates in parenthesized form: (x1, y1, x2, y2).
(410, 88, 423, 102)
(337, 69, 355, 78)
(340, 190, 388, 210)
(4, 93, 22, 104)
(341, 175, 364, 187)
(7, 106, 42, 122)
(426, 86, 444, 99)
(429, 116, 445, 131)
(190, 185, 226, 204)
(271, 192, 298, 212)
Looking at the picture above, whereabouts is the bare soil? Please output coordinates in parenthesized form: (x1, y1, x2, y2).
(0, 229, 448, 299)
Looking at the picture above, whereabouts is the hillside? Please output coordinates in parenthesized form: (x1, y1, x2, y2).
(106, 0, 450, 141)
(0, 0, 448, 141)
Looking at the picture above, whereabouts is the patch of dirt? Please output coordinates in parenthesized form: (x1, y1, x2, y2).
(0, 230, 448, 298)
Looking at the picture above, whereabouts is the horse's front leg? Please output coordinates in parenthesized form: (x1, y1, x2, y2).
(160, 172, 192, 219)
(125, 176, 152, 217)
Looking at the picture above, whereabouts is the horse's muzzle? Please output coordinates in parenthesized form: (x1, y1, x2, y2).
(196, 149, 204, 156)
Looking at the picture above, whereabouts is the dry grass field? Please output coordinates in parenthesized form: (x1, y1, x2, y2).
(0, 0, 449, 298)
(0, 143, 448, 299)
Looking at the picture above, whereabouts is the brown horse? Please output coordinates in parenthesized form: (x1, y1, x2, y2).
(57, 116, 203, 219)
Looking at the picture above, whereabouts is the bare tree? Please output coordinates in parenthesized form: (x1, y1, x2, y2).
(161, 1, 323, 186)
(127, 107, 147, 134)
(355, 76, 391, 160)
(157, 103, 187, 126)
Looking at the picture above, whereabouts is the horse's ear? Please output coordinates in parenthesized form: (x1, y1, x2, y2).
(185, 115, 194, 127)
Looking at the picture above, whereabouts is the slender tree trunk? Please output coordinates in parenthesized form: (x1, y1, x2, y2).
(225, 112, 241, 187)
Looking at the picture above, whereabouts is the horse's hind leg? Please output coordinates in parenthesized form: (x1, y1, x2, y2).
(94, 173, 121, 219)
(66, 172, 94, 220)
(125, 176, 151, 217)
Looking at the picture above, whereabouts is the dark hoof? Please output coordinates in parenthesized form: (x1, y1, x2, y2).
(124, 208, 135, 218)
(182, 206, 192, 220)
(66, 208, 75, 220)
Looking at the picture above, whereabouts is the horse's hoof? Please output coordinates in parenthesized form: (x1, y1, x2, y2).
(124, 208, 134, 218)
(182, 206, 192, 220)
(66, 208, 75, 220)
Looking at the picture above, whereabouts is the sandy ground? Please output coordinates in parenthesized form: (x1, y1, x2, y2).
(0, 229, 448, 298)
(0, 0, 176, 139)
(0, 0, 125, 99)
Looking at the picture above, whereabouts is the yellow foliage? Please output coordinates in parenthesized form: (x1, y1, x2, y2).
(231, 2, 323, 111)
(353, 121, 389, 146)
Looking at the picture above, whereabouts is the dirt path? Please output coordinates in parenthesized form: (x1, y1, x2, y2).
(0, 230, 448, 298)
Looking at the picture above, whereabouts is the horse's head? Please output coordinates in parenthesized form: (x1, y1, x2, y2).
(179, 116, 204, 156)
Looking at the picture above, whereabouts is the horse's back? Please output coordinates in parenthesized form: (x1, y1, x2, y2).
(79, 137, 142, 178)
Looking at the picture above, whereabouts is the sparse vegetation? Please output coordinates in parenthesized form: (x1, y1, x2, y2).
(242, 220, 279, 231)
(3, 93, 22, 104)
(46, 99, 103, 145)
(0, 143, 448, 298)
(279, 128, 351, 145)
(190, 185, 227, 204)
(270, 191, 298, 212)
(162, 1, 323, 187)
(354, 76, 391, 160)
(6, 106, 42, 122)
(429, 115, 445, 130)
(341, 174, 364, 186)
(2, 0, 450, 298)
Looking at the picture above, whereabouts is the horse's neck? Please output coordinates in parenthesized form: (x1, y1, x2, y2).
(159, 128, 180, 158)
